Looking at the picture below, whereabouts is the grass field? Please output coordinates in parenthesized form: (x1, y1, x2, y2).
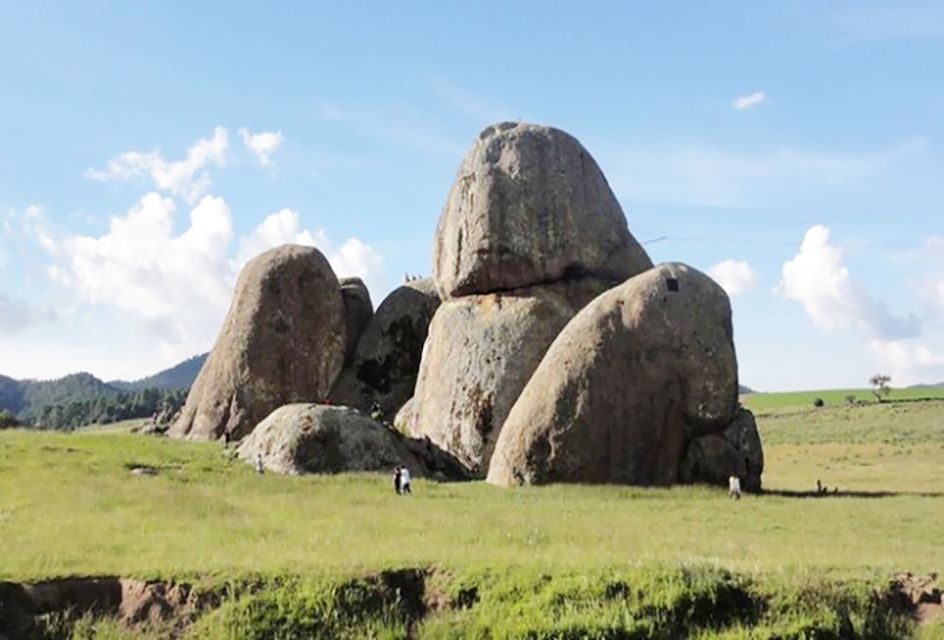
(743, 386, 944, 413)
(1, 399, 942, 637)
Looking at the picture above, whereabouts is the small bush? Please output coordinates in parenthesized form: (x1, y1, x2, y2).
(813, 398, 825, 408)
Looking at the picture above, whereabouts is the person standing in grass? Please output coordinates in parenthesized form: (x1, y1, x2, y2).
(255, 453, 265, 475)
(400, 466, 412, 495)
(393, 466, 402, 495)
(728, 475, 741, 500)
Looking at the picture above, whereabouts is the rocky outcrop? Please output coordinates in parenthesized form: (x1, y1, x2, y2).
(487, 263, 740, 487)
(680, 408, 764, 492)
(406, 281, 610, 474)
(433, 122, 651, 299)
(339, 277, 374, 364)
(329, 278, 440, 417)
(170, 245, 346, 441)
(237, 404, 425, 475)
(407, 122, 653, 476)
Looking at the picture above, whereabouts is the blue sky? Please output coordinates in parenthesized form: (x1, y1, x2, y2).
(1, 1, 943, 390)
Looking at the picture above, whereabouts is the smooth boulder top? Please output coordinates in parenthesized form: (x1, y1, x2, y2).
(170, 245, 346, 441)
(329, 277, 441, 416)
(237, 403, 423, 475)
(433, 122, 652, 299)
(487, 263, 740, 487)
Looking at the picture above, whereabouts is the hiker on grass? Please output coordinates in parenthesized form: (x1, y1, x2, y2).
(255, 453, 264, 475)
(728, 475, 741, 500)
(393, 466, 402, 495)
(400, 466, 412, 495)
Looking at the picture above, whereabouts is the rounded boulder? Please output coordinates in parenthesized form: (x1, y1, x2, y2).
(237, 403, 423, 475)
(433, 122, 651, 299)
(170, 245, 346, 441)
(330, 277, 441, 417)
(487, 263, 739, 486)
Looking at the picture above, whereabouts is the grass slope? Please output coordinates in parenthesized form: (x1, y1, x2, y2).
(743, 386, 944, 413)
(1, 400, 942, 637)
(1, 402, 942, 581)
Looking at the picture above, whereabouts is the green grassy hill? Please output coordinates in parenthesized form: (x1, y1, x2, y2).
(743, 386, 944, 413)
(1, 400, 941, 637)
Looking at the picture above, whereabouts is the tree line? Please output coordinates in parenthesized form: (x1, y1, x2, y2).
(0, 387, 187, 430)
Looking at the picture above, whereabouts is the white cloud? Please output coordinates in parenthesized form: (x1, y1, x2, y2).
(32, 198, 385, 368)
(732, 91, 766, 111)
(778, 225, 920, 340)
(0, 290, 55, 335)
(708, 259, 757, 296)
(51, 193, 236, 355)
(867, 339, 944, 386)
(237, 208, 326, 265)
(238, 208, 384, 296)
(84, 127, 229, 203)
(238, 128, 284, 167)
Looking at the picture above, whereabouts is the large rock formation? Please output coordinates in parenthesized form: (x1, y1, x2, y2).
(487, 263, 742, 487)
(433, 122, 651, 299)
(408, 122, 653, 476)
(339, 277, 373, 364)
(330, 278, 441, 416)
(680, 408, 764, 492)
(405, 281, 611, 473)
(170, 245, 346, 441)
(237, 404, 424, 475)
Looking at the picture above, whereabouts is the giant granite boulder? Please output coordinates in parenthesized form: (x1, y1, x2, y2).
(433, 122, 651, 299)
(170, 245, 346, 441)
(408, 122, 652, 475)
(330, 278, 440, 416)
(339, 277, 373, 364)
(237, 404, 424, 475)
(487, 263, 741, 487)
(406, 280, 610, 474)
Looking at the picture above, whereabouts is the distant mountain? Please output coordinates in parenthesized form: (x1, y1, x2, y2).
(0, 354, 205, 428)
(110, 353, 207, 391)
(909, 381, 944, 389)
(738, 385, 755, 395)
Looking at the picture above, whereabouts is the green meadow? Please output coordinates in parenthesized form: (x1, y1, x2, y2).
(1, 396, 942, 638)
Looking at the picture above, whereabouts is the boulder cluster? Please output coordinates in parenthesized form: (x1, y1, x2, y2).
(169, 121, 763, 491)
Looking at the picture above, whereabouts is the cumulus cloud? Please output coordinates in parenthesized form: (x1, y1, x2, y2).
(238, 128, 284, 167)
(867, 339, 944, 386)
(237, 208, 384, 295)
(49, 192, 236, 353)
(732, 91, 766, 111)
(36, 197, 385, 362)
(84, 127, 229, 203)
(0, 291, 56, 335)
(778, 225, 920, 340)
(708, 259, 757, 296)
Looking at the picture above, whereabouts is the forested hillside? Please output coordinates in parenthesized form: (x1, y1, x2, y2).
(0, 356, 204, 430)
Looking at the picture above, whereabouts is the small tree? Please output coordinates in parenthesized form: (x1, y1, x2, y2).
(869, 374, 892, 402)
(0, 410, 19, 429)
(844, 394, 857, 406)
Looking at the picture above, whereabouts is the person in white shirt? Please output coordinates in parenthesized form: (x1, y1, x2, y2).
(255, 453, 265, 475)
(728, 475, 741, 500)
(399, 466, 412, 495)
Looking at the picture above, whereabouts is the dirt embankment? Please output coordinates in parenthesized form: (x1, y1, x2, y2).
(0, 569, 940, 638)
